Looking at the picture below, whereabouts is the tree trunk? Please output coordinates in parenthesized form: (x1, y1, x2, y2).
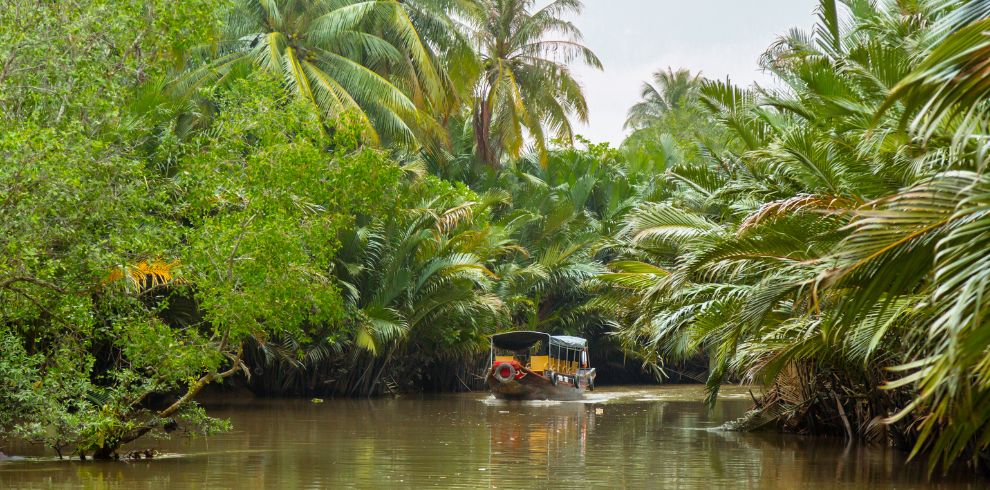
(473, 99, 497, 168)
(90, 348, 244, 459)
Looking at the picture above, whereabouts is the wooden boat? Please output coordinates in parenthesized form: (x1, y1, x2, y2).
(486, 331, 596, 401)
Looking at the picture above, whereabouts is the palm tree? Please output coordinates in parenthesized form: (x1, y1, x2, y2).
(185, 0, 446, 146)
(624, 68, 702, 130)
(400, 0, 483, 114)
(465, 0, 602, 167)
(620, 68, 713, 175)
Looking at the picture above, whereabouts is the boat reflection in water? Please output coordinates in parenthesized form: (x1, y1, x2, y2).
(487, 399, 597, 470)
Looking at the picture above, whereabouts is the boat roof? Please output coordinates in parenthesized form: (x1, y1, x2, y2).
(491, 331, 587, 351)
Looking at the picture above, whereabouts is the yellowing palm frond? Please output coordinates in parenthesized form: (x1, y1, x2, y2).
(106, 260, 183, 292)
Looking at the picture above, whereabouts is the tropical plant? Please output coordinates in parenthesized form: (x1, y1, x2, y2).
(0, 0, 233, 459)
(249, 174, 510, 396)
(601, 0, 990, 472)
(0, 0, 221, 128)
(182, 0, 447, 146)
(464, 0, 602, 166)
(624, 68, 702, 130)
(620, 68, 717, 179)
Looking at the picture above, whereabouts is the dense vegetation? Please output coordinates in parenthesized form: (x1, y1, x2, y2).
(3, 0, 990, 474)
(600, 0, 990, 473)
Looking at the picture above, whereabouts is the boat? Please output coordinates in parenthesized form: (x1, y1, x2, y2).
(486, 331, 596, 401)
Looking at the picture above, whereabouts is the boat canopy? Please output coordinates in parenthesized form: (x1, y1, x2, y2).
(491, 331, 587, 351)
(550, 335, 587, 350)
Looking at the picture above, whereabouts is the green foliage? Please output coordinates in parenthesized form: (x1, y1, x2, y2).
(0, 0, 615, 456)
(621, 68, 724, 181)
(0, 328, 45, 433)
(177, 76, 366, 341)
(0, 28, 404, 455)
(12, 0, 990, 475)
(0, 0, 222, 128)
(601, 0, 990, 473)
(465, 0, 602, 166)
(179, 0, 446, 146)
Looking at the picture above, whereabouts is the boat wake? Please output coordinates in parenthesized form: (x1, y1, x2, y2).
(481, 395, 563, 406)
(479, 385, 759, 406)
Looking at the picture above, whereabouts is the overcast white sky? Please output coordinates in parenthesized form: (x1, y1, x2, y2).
(568, 0, 819, 144)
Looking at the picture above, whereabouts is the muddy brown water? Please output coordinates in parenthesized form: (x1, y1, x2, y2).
(0, 385, 985, 489)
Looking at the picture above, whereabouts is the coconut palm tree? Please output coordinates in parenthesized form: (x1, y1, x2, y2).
(400, 0, 483, 114)
(620, 68, 714, 175)
(185, 0, 446, 146)
(624, 68, 702, 130)
(465, 0, 602, 167)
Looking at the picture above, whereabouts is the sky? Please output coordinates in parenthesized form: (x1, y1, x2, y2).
(568, 0, 819, 145)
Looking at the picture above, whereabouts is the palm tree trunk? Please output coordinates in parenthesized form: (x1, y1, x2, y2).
(473, 100, 496, 168)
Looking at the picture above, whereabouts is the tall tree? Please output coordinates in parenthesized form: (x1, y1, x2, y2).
(624, 68, 702, 130)
(466, 0, 602, 167)
(620, 67, 714, 174)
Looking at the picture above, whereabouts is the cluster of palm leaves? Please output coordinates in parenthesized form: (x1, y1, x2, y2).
(490, 145, 637, 332)
(169, 0, 599, 164)
(597, 0, 990, 471)
(248, 176, 508, 395)
(619, 68, 720, 180)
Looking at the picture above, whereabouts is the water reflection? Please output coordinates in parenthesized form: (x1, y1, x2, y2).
(487, 402, 596, 478)
(0, 386, 984, 489)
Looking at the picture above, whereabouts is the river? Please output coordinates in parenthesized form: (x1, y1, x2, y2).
(0, 385, 984, 488)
